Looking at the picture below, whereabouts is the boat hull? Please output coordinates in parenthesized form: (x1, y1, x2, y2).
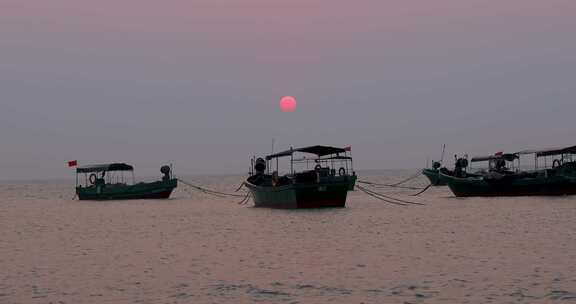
(245, 177, 356, 209)
(422, 168, 447, 186)
(76, 179, 178, 201)
(440, 172, 576, 197)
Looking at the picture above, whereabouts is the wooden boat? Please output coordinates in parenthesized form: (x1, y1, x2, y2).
(422, 145, 449, 186)
(422, 162, 447, 186)
(441, 146, 576, 197)
(75, 163, 177, 200)
(245, 145, 357, 209)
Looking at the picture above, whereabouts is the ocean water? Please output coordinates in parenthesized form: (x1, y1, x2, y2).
(1, 171, 576, 303)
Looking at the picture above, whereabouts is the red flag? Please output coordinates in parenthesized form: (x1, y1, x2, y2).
(344, 146, 352, 151)
(68, 160, 78, 167)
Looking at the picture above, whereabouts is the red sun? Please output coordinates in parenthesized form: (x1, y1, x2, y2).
(280, 96, 297, 112)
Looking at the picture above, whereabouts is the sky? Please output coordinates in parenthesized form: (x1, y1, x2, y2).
(1, 0, 576, 180)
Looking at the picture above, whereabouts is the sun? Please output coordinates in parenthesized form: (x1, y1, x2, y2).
(280, 96, 297, 112)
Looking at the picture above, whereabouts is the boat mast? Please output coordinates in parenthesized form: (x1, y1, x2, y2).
(440, 144, 446, 164)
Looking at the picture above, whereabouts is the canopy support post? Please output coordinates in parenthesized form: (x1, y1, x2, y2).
(290, 147, 293, 175)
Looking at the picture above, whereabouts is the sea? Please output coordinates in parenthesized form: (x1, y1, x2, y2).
(1, 170, 575, 303)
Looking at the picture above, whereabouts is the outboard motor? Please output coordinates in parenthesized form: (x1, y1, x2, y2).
(432, 161, 441, 170)
(254, 158, 266, 175)
(161, 165, 171, 181)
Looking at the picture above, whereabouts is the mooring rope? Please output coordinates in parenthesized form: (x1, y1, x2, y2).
(237, 192, 252, 205)
(357, 172, 425, 190)
(181, 183, 227, 198)
(411, 183, 433, 196)
(178, 179, 246, 198)
(357, 184, 425, 206)
(357, 180, 423, 190)
(357, 185, 409, 206)
(389, 172, 423, 186)
(234, 182, 245, 192)
(360, 185, 425, 205)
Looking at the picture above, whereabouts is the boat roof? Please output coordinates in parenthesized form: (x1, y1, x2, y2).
(266, 145, 349, 160)
(316, 155, 353, 160)
(471, 153, 518, 162)
(517, 145, 576, 157)
(76, 163, 134, 173)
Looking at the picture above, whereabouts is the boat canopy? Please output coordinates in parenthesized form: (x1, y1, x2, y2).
(76, 163, 134, 173)
(517, 145, 576, 157)
(471, 153, 518, 162)
(316, 155, 353, 161)
(535, 145, 576, 157)
(266, 145, 349, 160)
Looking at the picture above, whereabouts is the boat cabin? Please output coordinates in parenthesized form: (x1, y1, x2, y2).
(249, 145, 355, 187)
(517, 145, 576, 171)
(470, 153, 519, 174)
(76, 163, 136, 188)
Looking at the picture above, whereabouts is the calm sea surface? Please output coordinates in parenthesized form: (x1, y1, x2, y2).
(1, 171, 576, 303)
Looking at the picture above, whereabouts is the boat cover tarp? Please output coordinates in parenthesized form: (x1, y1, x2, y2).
(266, 145, 348, 160)
(77, 163, 134, 173)
(316, 156, 353, 160)
(517, 145, 576, 157)
(536, 145, 576, 157)
(471, 153, 518, 162)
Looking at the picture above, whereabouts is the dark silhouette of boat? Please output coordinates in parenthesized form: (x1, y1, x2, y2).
(245, 145, 357, 209)
(75, 163, 177, 200)
(440, 146, 576, 197)
(422, 144, 448, 186)
(422, 161, 447, 186)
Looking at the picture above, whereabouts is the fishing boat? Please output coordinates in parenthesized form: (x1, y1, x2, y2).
(422, 145, 448, 186)
(422, 161, 447, 186)
(440, 146, 576, 197)
(75, 163, 177, 200)
(244, 145, 357, 209)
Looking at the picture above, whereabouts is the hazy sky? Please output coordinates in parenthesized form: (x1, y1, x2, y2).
(2, 0, 576, 180)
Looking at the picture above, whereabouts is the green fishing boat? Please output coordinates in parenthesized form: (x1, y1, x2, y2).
(422, 162, 447, 186)
(441, 146, 576, 197)
(245, 145, 357, 209)
(421, 145, 451, 186)
(75, 163, 177, 200)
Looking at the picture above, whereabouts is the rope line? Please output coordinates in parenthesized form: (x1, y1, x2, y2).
(389, 172, 423, 186)
(234, 182, 245, 192)
(178, 179, 246, 198)
(359, 185, 425, 205)
(357, 184, 425, 206)
(357, 180, 423, 190)
(411, 183, 433, 196)
(357, 172, 425, 190)
(356, 185, 409, 206)
(237, 192, 252, 205)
